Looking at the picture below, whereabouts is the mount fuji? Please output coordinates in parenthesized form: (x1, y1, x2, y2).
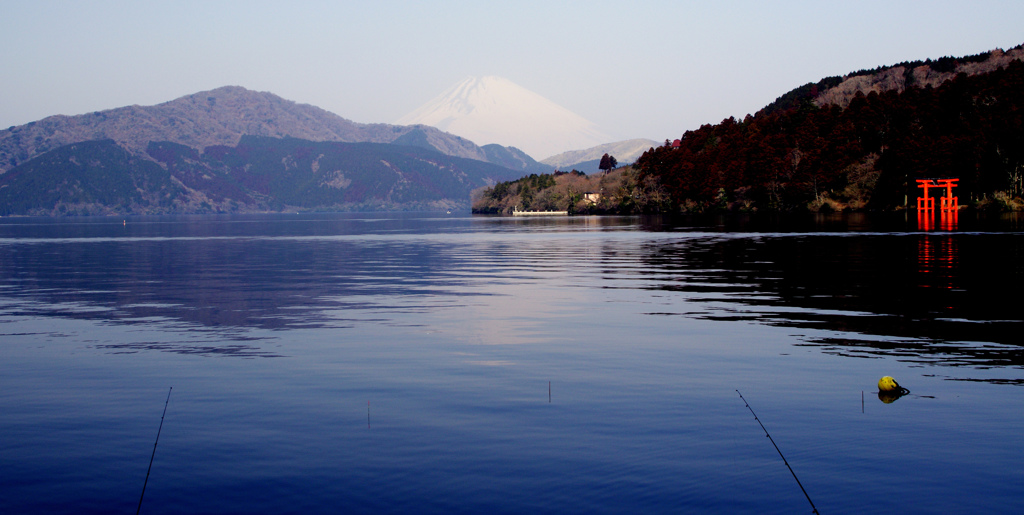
(396, 76, 614, 161)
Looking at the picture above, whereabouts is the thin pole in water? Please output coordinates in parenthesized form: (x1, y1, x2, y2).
(137, 387, 172, 515)
(736, 390, 819, 515)
(548, 381, 551, 403)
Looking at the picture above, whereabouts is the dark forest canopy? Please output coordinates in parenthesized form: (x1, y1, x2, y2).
(636, 59, 1024, 213)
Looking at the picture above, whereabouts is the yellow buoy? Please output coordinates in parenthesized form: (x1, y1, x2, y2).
(878, 376, 901, 392)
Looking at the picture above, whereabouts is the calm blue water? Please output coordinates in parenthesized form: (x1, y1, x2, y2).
(1, 212, 1022, 514)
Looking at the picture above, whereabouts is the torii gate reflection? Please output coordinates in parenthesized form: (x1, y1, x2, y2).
(916, 178, 959, 231)
(915, 178, 960, 293)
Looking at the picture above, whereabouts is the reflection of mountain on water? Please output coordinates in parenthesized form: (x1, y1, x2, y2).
(0, 215, 484, 358)
(639, 231, 1024, 372)
(2, 234, 467, 324)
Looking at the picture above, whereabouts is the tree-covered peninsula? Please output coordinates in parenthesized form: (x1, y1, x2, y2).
(471, 167, 668, 215)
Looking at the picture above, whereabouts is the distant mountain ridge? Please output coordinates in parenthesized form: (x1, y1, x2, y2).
(541, 139, 658, 171)
(0, 86, 535, 175)
(396, 76, 614, 160)
(480, 144, 552, 175)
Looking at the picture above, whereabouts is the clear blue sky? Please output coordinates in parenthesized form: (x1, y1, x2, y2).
(3, 0, 1023, 143)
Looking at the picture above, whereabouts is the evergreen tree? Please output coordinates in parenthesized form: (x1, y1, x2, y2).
(599, 153, 617, 173)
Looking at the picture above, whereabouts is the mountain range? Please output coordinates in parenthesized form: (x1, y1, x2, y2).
(0, 85, 577, 214)
(396, 76, 614, 160)
(1, 82, 639, 216)
(0, 85, 544, 176)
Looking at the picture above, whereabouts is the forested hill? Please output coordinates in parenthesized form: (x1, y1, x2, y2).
(0, 136, 523, 216)
(637, 46, 1024, 213)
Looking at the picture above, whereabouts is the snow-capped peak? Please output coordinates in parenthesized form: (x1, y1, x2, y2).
(396, 76, 613, 160)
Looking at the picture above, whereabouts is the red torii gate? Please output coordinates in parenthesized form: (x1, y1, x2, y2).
(917, 179, 936, 210)
(917, 178, 959, 231)
(936, 178, 959, 210)
(916, 178, 959, 211)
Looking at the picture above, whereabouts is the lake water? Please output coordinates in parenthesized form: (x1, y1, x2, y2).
(1, 211, 1022, 514)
